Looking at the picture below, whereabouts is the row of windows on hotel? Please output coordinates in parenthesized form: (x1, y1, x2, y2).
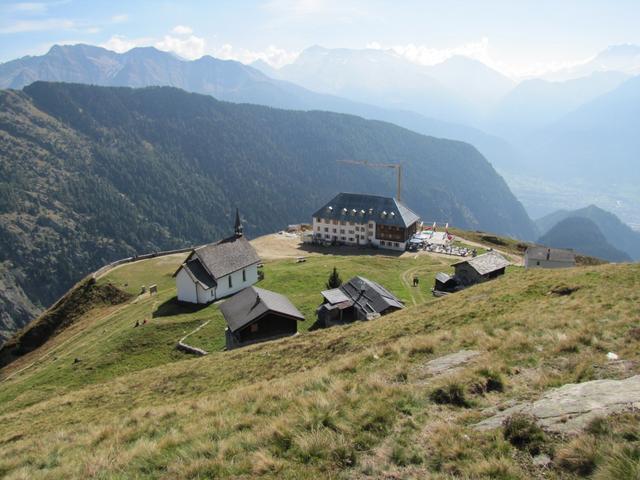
(318, 232, 400, 248)
(316, 218, 373, 227)
(316, 218, 404, 232)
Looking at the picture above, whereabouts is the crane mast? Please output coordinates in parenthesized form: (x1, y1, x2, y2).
(337, 160, 403, 201)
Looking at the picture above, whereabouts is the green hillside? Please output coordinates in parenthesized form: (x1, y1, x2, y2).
(0, 236, 639, 479)
(0, 81, 534, 343)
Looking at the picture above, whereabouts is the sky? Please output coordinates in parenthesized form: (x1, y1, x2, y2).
(1, 0, 640, 77)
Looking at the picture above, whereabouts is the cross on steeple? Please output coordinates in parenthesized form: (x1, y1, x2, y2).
(234, 208, 243, 237)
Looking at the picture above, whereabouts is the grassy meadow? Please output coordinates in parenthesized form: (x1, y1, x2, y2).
(0, 239, 639, 479)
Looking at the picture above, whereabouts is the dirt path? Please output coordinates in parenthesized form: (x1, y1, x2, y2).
(400, 265, 426, 306)
(251, 233, 310, 260)
(453, 235, 524, 265)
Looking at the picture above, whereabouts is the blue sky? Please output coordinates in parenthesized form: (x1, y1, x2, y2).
(1, 0, 640, 76)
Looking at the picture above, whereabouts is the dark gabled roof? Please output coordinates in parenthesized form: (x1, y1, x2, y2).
(220, 286, 305, 333)
(339, 276, 404, 314)
(526, 246, 576, 263)
(312, 192, 420, 228)
(194, 235, 260, 280)
(435, 272, 453, 284)
(183, 258, 216, 289)
(321, 288, 351, 305)
(452, 251, 510, 275)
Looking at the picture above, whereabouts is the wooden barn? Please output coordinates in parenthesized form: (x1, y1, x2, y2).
(451, 251, 510, 286)
(221, 286, 305, 349)
(315, 276, 404, 328)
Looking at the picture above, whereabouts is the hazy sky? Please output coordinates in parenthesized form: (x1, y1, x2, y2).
(2, 0, 640, 76)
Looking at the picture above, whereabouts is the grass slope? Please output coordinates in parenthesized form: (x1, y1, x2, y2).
(0, 240, 639, 478)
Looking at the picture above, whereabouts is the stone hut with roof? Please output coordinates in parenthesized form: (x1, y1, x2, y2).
(173, 210, 261, 304)
(315, 276, 404, 328)
(451, 250, 510, 286)
(524, 246, 576, 269)
(221, 286, 305, 349)
(312, 192, 420, 251)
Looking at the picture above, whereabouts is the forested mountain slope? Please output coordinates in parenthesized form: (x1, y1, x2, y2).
(0, 44, 521, 172)
(0, 81, 533, 343)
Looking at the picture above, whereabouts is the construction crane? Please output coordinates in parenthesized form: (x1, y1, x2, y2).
(337, 160, 403, 201)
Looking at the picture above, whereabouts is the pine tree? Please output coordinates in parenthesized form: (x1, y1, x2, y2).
(325, 267, 342, 289)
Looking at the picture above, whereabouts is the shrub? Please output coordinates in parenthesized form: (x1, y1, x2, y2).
(586, 416, 611, 437)
(430, 382, 471, 408)
(556, 436, 601, 476)
(325, 267, 342, 289)
(502, 414, 545, 455)
(594, 446, 640, 480)
(390, 443, 423, 466)
(470, 369, 505, 395)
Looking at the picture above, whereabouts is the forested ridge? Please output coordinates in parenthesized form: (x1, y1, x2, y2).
(0, 81, 534, 342)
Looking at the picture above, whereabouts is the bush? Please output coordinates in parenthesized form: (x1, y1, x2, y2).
(594, 446, 640, 480)
(470, 369, 504, 395)
(430, 382, 471, 408)
(390, 443, 423, 466)
(556, 436, 601, 475)
(502, 414, 545, 455)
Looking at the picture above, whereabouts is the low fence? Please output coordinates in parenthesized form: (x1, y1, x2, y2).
(92, 247, 194, 279)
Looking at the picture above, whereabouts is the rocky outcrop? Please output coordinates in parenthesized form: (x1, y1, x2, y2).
(475, 375, 640, 433)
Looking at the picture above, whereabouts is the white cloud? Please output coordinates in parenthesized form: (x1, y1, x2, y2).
(171, 25, 193, 35)
(10, 2, 48, 13)
(101, 34, 152, 53)
(0, 18, 74, 34)
(156, 34, 205, 60)
(7, 0, 71, 14)
(367, 37, 492, 67)
(101, 31, 205, 60)
(111, 14, 129, 24)
(100, 27, 296, 67)
(213, 44, 298, 68)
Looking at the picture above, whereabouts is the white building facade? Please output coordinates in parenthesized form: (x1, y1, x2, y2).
(524, 246, 576, 269)
(175, 262, 259, 303)
(312, 193, 420, 251)
(173, 210, 261, 304)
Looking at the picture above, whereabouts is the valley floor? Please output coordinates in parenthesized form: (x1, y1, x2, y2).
(0, 233, 638, 479)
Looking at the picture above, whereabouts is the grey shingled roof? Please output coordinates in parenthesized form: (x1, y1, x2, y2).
(321, 288, 351, 305)
(194, 235, 260, 280)
(220, 286, 305, 332)
(453, 251, 510, 275)
(526, 246, 576, 263)
(183, 258, 216, 289)
(312, 193, 420, 228)
(339, 276, 404, 313)
(435, 272, 453, 284)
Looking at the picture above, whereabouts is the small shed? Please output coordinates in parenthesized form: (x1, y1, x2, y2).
(452, 251, 510, 286)
(525, 246, 576, 269)
(221, 286, 305, 350)
(316, 276, 404, 328)
(434, 272, 459, 293)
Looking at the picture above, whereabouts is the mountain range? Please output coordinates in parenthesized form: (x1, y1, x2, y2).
(0, 81, 534, 344)
(0, 44, 519, 174)
(4, 43, 640, 228)
(263, 45, 514, 125)
(536, 205, 640, 261)
(537, 216, 631, 263)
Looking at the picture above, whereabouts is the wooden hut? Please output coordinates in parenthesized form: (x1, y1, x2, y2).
(221, 286, 305, 350)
